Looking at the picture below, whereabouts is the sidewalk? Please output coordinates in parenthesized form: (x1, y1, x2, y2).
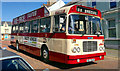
(105, 49, 118, 58)
(0, 40, 10, 47)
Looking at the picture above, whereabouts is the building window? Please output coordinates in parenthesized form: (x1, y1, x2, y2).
(108, 20, 116, 38)
(92, 0, 96, 8)
(5, 29, 9, 33)
(110, 0, 116, 8)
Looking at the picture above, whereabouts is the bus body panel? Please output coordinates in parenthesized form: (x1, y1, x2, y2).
(11, 5, 106, 64)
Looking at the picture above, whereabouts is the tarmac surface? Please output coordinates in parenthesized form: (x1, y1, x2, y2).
(0, 40, 119, 70)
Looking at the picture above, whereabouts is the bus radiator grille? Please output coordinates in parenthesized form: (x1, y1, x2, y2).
(83, 41, 97, 52)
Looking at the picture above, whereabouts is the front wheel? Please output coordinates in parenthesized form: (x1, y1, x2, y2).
(41, 47, 49, 63)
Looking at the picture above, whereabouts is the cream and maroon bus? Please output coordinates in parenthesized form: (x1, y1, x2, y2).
(11, 5, 106, 64)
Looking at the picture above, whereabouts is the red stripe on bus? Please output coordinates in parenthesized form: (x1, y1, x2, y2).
(66, 35, 104, 39)
(11, 42, 105, 64)
(68, 52, 106, 59)
(11, 33, 104, 39)
(68, 5, 102, 18)
(49, 51, 106, 64)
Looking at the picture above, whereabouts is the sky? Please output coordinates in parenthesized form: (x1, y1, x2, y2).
(1, 1, 69, 22)
(2, 2, 47, 21)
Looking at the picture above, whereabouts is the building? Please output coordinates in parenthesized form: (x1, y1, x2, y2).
(0, 18, 1, 40)
(67, 0, 120, 49)
(1, 21, 12, 40)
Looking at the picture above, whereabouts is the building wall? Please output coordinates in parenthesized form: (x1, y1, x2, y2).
(0, 18, 1, 40)
(1, 21, 12, 40)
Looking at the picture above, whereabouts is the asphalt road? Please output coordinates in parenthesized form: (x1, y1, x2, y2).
(0, 41, 119, 71)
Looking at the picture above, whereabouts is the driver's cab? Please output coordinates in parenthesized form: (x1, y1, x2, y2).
(68, 14, 102, 36)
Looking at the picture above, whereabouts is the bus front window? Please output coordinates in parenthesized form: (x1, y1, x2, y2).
(68, 14, 102, 35)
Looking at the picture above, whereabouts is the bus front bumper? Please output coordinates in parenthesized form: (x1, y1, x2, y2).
(66, 52, 106, 64)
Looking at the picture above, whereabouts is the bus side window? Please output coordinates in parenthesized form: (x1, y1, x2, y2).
(19, 23, 24, 33)
(16, 25, 19, 33)
(24, 22, 30, 33)
(31, 20, 38, 33)
(12, 25, 16, 33)
(54, 15, 59, 32)
(53, 15, 66, 33)
(40, 17, 51, 33)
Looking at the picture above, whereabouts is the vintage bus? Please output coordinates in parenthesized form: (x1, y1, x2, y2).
(11, 5, 106, 64)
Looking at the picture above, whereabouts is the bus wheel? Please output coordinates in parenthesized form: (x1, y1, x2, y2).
(16, 42, 19, 51)
(41, 47, 49, 63)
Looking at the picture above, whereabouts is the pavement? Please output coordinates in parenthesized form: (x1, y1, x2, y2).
(105, 48, 118, 58)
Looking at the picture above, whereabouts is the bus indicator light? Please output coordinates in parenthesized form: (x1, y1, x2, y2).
(77, 59, 80, 62)
(72, 39, 76, 43)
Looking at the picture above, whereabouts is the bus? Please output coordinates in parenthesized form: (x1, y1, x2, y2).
(11, 5, 106, 64)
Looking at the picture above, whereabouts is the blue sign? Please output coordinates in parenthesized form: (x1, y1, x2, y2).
(5, 35, 8, 38)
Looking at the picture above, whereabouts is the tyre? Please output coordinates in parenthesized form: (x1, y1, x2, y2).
(41, 47, 49, 63)
(16, 42, 19, 51)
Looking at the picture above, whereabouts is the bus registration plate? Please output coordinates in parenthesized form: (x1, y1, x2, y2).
(87, 59, 95, 62)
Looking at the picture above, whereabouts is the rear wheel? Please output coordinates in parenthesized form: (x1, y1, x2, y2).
(41, 47, 49, 63)
(16, 42, 19, 51)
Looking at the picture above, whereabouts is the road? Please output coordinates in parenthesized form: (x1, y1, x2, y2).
(0, 40, 119, 70)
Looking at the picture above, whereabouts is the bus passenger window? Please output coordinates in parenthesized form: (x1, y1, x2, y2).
(24, 22, 30, 33)
(12, 25, 16, 33)
(16, 25, 19, 33)
(31, 20, 38, 33)
(54, 15, 66, 33)
(19, 23, 24, 33)
(40, 17, 51, 33)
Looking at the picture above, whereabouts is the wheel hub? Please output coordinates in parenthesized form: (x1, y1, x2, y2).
(43, 50, 48, 59)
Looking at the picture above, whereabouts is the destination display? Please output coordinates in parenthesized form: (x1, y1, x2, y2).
(76, 6, 98, 15)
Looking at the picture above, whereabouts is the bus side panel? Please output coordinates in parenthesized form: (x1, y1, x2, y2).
(49, 51, 67, 63)
(18, 43, 41, 56)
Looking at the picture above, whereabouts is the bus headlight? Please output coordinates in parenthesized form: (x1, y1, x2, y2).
(99, 46, 105, 51)
(71, 47, 80, 53)
(72, 47, 76, 53)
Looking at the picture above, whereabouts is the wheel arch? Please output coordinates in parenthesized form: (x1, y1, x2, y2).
(41, 44, 49, 51)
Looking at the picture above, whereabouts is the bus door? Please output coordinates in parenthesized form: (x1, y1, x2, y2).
(52, 14, 66, 52)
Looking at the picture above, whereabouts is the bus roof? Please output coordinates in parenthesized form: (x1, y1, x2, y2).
(12, 5, 101, 25)
(12, 6, 49, 25)
(50, 5, 101, 18)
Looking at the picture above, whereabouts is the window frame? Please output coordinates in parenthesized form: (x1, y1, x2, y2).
(24, 21, 30, 33)
(109, 0, 117, 9)
(53, 14, 67, 33)
(31, 19, 39, 33)
(108, 19, 116, 38)
(19, 23, 25, 33)
(39, 17, 51, 33)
